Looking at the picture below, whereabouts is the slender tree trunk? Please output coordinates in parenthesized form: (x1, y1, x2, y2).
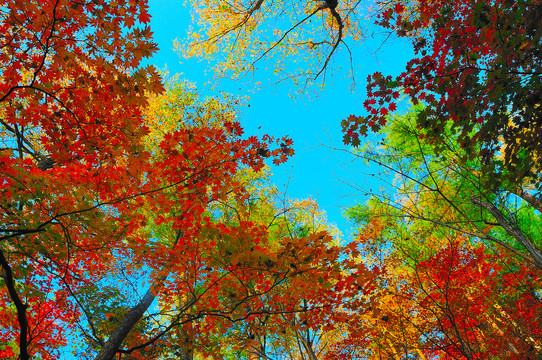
(248, 347, 260, 360)
(300, 335, 318, 360)
(248, 337, 264, 360)
(0, 249, 30, 360)
(513, 188, 542, 213)
(94, 288, 156, 360)
(175, 308, 194, 360)
(94, 232, 183, 360)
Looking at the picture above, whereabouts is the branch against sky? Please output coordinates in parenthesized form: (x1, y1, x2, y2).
(177, 0, 371, 90)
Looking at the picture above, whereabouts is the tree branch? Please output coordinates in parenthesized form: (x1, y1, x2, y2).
(471, 196, 542, 269)
(314, 4, 344, 79)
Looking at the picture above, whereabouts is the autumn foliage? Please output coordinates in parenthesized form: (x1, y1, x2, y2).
(343, 0, 542, 185)
(2, 0, 542, 359)
(335, 4, 542, 355)
(328, 232, 542, 359)
(0, 0, 355, 359)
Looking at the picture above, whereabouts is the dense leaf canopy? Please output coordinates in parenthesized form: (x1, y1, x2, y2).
(1, 0, 542, 359)
(343, 0, 542, 186)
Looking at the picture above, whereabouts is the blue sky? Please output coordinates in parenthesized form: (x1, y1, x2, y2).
(146, 0, 413, 238)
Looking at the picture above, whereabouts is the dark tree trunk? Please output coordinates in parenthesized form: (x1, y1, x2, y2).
(94, 289, 156, 360)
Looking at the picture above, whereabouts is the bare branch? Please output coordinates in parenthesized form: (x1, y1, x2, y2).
(314, 6, 344, 79)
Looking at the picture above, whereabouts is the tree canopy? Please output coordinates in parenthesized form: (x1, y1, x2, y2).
(343, 0, 542, 187)
(1, 0, 542, 359)
(0, 1, 354, 359)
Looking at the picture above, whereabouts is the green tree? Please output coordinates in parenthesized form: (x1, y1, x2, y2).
(347, 107, 542, 269)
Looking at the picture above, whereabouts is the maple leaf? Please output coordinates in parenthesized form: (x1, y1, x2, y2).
(138, 7, 151, 24)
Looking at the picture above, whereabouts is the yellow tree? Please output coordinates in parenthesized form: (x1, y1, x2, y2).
(179, 0, 366, 89)
(178, 0, 431, 91)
